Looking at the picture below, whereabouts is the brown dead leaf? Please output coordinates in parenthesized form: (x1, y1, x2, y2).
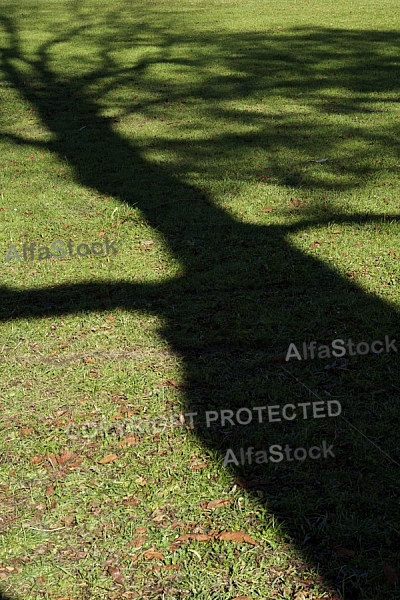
(333, 546, 355, 558)
(163, 378, 183, 389)
(310, 240, 322, 249)
(98, 453, 118, 464)
(153, 514, 167, 523)
(130, 535, 147, 548)
(332, 229, 341, 234)
(232, 597, 252, 600)
(383, 563, 398, 584)
(61, 514, 76, 527)
(171, 520, 194, 531)
(108, 565, 124, 585)
(47, 450, 82, 469)
(58, 450, 78, 466)
(236, 476, 267, 489)
(190, 462, 208, 471)
(260, 206, 274, 212)
(121, 496, 140, 506)
(83, 357, 96, 364)
(20, 427, 34, 436)
(153, 564, 180, 572)
(203, 498, 232, 510)
(0, 567, 20, 574)
(289, 198, 306, 208)
(105, 316, 116, 322)
(217, 530, 258, 546)
(30, 455, 45, 465)
(134, 526, 147, 534)
(45, 484, 55, 497)
(117, 435, 139, 447)
(143, 550, 164, 560)
(270, 354, 287, 363)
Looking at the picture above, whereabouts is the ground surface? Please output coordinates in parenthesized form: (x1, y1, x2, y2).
(0, 1, 399, 599)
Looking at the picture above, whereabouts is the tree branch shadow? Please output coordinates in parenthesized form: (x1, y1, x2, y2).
(0, 7, 399, 598)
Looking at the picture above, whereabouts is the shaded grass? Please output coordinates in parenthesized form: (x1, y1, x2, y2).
(0, 0, 400, 599)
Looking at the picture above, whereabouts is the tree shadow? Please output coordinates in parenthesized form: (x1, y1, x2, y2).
(0, 7, 399, 599)
(0, 593, 16, 600)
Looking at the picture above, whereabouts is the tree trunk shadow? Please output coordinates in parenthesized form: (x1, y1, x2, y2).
(1, 13, 399, 599)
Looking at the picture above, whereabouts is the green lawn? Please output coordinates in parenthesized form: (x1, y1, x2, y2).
(0, 0, 399, 599)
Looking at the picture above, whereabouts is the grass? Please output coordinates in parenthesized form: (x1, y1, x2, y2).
(0, 0, 399, 598)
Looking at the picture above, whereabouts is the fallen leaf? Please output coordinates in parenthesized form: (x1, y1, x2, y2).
(217, 530, 258, 545)
(105, 316, 116, 322)
(20, 427, 34, 436)
(153, 514, 167, 523)
(117, 435, 139, 447)
(98, 453, 118, 464)
(190, 462, 208, 471)
(270, 354, 287, 363)
(236, 476, 267, 489)
(130, 535, 147, 547)
(45, 484, 55, 497)
(232, 597, 252, 600)
(46, 453, 59, 467)
(30, 455, 45, 465)
(260, 206, 274, 212)
(108, 566, 124, 585)
(203, 498, 232, 510)
(163, 378, 182, 389)
(61, 514, 76, 527)
(333, 546, 355, 558)
(171, 520, 191, 530)
(121, 496, 140, 506)
(153, 564, 180, 571)
(310, 240, 322, 249)
(134, 526, 147, 534)
(58, 450, 78, 466)
(143, 550, 164, 560)
(383, 563, 398, 584)
(289, 198, 306, 207)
